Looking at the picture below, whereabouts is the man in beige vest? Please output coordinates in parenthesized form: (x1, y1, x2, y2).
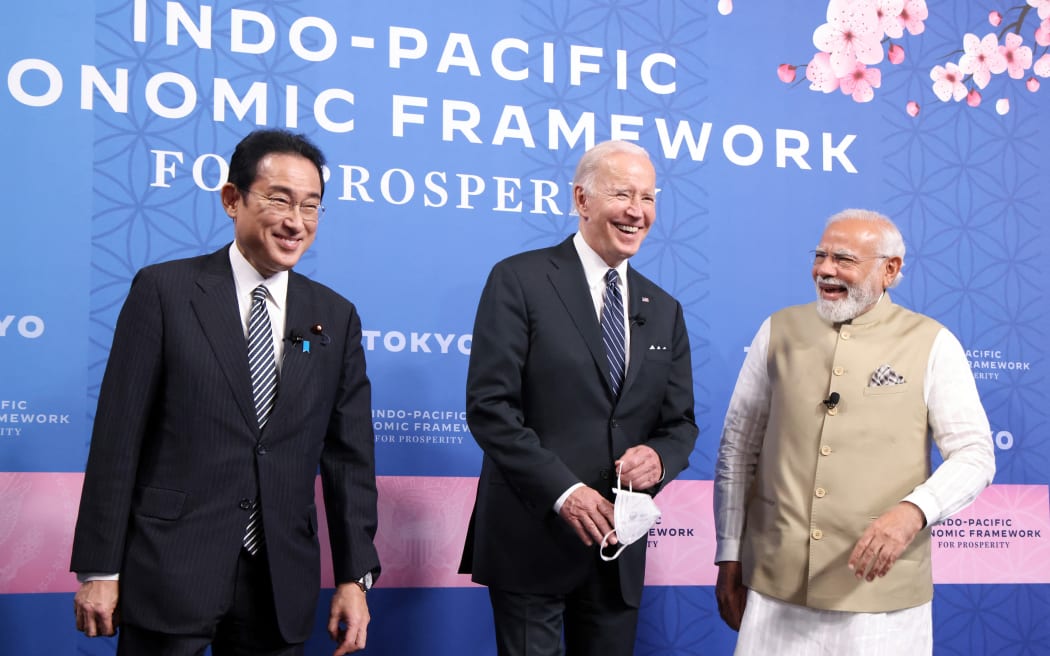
(713, 209, 995, 655)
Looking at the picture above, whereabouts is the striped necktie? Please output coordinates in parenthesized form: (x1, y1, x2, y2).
(601, 269, 626, 397)
(244, 284, 276, 555)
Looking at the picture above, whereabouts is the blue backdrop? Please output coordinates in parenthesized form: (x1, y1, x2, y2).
(2, 0, 1049, 653)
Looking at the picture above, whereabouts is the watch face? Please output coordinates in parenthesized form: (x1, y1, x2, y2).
(360, 572, 373, 591)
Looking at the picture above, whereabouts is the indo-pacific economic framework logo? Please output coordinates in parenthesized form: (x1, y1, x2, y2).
(372, 408, 471, 447)
(966, 347, 1033, 381)
(0, 400, 71, 438)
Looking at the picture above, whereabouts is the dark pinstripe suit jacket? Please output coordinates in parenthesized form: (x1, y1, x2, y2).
(71, 245, 379, 642)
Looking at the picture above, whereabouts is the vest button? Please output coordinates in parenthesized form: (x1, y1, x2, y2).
(256, 443, 267, 455)
(812, 529, 823, 540)
(820, 445, 832, 456)
(239, 498, 252, 510)
(827, 407, 838, 416)
(815, 487, 826, 498)
(833, 366, 844, 376)
(840, 331, 851, 340)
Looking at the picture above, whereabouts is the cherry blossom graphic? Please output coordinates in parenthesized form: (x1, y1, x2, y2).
(812, 0, 885, 77)
(931, 62, 967, 101)
(959, 33, 1007, 89)
(743, 0, 1050, 115)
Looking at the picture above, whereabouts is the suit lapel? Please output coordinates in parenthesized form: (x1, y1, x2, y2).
(546, 237, 616, 397)
(621, 267, 649, 398)
(191, 247, 259, 434)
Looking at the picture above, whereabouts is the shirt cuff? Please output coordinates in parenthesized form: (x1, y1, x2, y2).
(902, 488, 938, 527)
(553, 483, 585, 513)
(714, 539, 742, 565)
(77, 572, 120, 583)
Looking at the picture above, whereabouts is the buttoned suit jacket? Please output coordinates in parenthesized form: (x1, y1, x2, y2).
(459, 236, 698, 607)
(71, 245, 380, 643)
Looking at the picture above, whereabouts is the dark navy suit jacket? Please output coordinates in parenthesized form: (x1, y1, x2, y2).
(460, 236, 697, 607)
(71, 245, 380, 642)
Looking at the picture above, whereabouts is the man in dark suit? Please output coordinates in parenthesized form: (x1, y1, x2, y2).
(460, 140, 698, 656)
(71, 129, 380, 655)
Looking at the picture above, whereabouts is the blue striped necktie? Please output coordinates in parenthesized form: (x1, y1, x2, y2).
(244, 284, 276, 555)
(601, 269, 626, 397)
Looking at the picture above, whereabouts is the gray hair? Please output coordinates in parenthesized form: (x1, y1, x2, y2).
(826, 208, 905, 287)
(572, 140, 651, 197)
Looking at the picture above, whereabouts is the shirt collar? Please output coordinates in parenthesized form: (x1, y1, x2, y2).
(228, 243, 289, 310)
(573, 232, 629, 290)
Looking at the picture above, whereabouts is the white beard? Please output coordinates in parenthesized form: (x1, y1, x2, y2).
(815, 274, 882, 323)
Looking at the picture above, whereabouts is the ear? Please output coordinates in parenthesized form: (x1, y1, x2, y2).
(220, 183, 240, 219)
(573, 184, 589, 220)
(882, 256, 902, 288)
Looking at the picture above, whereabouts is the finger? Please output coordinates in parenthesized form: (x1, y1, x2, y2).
(83, 612, 98, 638)
(847, 532, 873, 572)
(99, 612, 115, 637)
(572, 520, 593, 546)
(338, 625, 365, 655)
(327, 613, 341, 641)
(586, 518, 608, 544)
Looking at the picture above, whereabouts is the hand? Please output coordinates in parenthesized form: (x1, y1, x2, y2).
(328, 582, 370, 655)
(614, 445, 663, 491)
(848, 501, 926, 582)
(714, 561, 748, 631)
(73, 580, 120, 637)
(558, 486, 615, 546)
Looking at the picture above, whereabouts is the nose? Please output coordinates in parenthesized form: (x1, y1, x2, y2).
(814, 256, 837, 278)
(282, 207, 307, 229)
(625, 196, 643, 218)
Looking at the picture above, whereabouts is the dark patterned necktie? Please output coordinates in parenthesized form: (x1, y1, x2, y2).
(244, 284, 276, 555)
(601, 269, 626, 396)
(248, 285, 277, 429)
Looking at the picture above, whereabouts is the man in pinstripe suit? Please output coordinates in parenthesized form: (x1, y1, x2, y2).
(71, 129, 380, 655)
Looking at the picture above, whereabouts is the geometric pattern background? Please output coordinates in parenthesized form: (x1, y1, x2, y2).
(2, 0, 1048, 653)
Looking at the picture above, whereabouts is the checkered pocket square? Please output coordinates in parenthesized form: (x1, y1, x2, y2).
(869, 364, 906, 386)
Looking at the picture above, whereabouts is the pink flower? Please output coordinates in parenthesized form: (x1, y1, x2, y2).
(1037, 19, 1050, 46)
(906, 100, 920, 116)
(840, 61, 882, 102)
(897, 0, 929, 35)
(958, 33, 1007, 89)
(988, 11, 1002, 27)
(813, 0, 884, 77)
(888, 43, 905, 64)
(1028, 0, 1050, 20)
(806, 52, 841, 93)
(966, 88, 981, 107)
(876, 0, 906, 39)
(717, 0, 733, 15)
(999, 33, 1033, 79)
(930, 62, 967, 101)
(778, 64, 798, 83)
(1027, 77, 1041, 91)
(995, 98, 1010, 115)
(1034, 53, 1050, 77)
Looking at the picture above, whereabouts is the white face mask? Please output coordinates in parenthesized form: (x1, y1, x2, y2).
(599, 466, 662, 561)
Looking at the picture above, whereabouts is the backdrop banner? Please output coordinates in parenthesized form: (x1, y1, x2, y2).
(2, 1, 1048, 653)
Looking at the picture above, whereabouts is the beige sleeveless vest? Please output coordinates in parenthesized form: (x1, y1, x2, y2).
(743, 295, 942, 612)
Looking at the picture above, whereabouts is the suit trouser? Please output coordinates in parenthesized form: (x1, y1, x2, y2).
(488, 553, 639, 656)
(117, 548, 304, 656)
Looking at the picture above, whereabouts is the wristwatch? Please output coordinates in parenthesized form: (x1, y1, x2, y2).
(354, 571, 373, 593)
